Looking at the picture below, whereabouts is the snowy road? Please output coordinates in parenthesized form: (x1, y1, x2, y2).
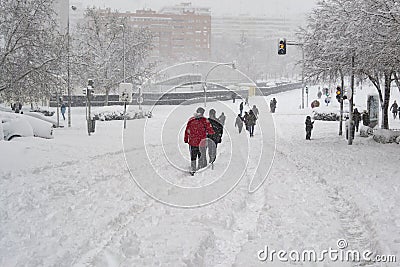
(1, 86, 399, 266)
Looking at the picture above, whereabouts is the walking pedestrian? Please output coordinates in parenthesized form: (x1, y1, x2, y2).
(235, 114, 244, 134)
(207, 109, 223, 168)
(270, 98, 277, 113)
(247, 110, 257, 137)
(184, 107, 215, 176)
(239, 102, 244, 116)
(218, 112, 226, 126)
(252, 105, 259, 118)
(362, 110, 370, 126)
(390, 100, 398, 119)
(353, 108, 361, 132)
(243, 111, 249, 132)
(305, 116, 314, 140)
(61, 103, 66, 120)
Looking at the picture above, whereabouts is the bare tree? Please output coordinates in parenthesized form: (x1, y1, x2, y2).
(73, 7, 154, 105)
(0, 0, 63, 104)
(301, 0, 400, 129)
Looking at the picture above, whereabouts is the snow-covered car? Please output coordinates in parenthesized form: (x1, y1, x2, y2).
(0, 111, 54, 140)
(2, 117, 34, 141)
(24, 111, 58, 127)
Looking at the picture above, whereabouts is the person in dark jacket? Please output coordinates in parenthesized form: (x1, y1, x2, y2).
(235, 114, 244, 133)
(305, 116, 314, 140)
(247, 110, 257, 137)
(362, 111, 370, 126)
(61, 103, 66, 120)
(353, 108, 361, 132)
(270, 98, 277, 113)
(239, 102, 244, 116)
(390, 100, 398, 119)
(243, 111, 249, 132)
(252, 105, 259, 118)
(218, 112, 226, 126)
(207, 109, 223, 167)
(184, 107, 215, 175)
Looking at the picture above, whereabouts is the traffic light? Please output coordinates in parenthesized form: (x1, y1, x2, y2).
(278, 38, 286, 55)
(88, 79, 94, 88)
(336, 86, 342, 102)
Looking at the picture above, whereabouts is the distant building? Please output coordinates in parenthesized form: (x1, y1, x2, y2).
(118, 2, 211, 62)
(212, 15, 301, 42)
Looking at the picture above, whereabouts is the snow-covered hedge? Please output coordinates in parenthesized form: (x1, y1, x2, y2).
(312, 111, 339, 121)
(94, 110, 151, 121)
(31, 109, 54, 117)
(359, 125, 373, 137)
(396, 136, 400, 144)
(373, 129, 400, 144)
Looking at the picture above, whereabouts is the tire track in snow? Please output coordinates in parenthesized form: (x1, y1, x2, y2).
(275, 139, 382, 266)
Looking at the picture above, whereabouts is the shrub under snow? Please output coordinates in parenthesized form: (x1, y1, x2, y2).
(94, 110, 151, 121)
(373, 129, 400, 144)
(312, 110, 339, 121)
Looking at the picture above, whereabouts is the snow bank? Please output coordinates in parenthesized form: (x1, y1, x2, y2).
(359, 125, 373, 137)
(373, 129, 400, 144)
(0, 119, 3, 141)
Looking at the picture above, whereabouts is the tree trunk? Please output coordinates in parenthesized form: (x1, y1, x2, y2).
(381, 72, 391, 129)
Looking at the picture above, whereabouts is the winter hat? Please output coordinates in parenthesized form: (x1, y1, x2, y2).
(196, 107, 205, 115)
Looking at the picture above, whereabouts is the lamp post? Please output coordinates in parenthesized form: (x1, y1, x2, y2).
(67, 5, 77, 127)
(119, 24, 128, 129)
(203, 61, 236, 107)
(119, 24, 126, 83)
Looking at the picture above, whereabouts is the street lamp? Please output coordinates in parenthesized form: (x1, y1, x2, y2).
(203, 61, 236, 107)
(67, 5, 77, 127)
(119, 24, 126, 83)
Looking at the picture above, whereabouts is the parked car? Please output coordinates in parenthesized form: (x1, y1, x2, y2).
(25, 111, 58, 127)
(1, 111, 54, 140)
(2, 117, 34, 140)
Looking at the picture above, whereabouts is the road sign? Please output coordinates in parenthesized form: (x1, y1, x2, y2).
(137, 96, 144, 104)
(119, 83, 133, 102)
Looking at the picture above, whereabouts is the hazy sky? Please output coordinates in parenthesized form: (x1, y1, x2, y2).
(81, 0, 318, 17)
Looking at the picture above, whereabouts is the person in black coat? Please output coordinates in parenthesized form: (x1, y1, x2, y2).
(235, 114, 244, 133)
(239, 102, 244, 116)
(247, 110, 257, 137)
(362, 111, 370, 126)
(305, 116, 314, 140)
(207, 109, 223, 165)
(353, 108, 361, 132)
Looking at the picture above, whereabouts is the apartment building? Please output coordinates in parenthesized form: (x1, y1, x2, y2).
(120, 3, 211, 62)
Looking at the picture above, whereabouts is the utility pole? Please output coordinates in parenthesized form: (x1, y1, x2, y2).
(120, 24, 127, 129)
(67, 5, 77, 128)
(339, 74, 344, 136)
(348, 55, 355, 145)
(85, 79, 94, 136)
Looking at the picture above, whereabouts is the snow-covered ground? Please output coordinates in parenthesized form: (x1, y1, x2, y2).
(1, 84, 399, 266)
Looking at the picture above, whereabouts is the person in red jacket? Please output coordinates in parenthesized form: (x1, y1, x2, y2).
(184, 107, 215, 175)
